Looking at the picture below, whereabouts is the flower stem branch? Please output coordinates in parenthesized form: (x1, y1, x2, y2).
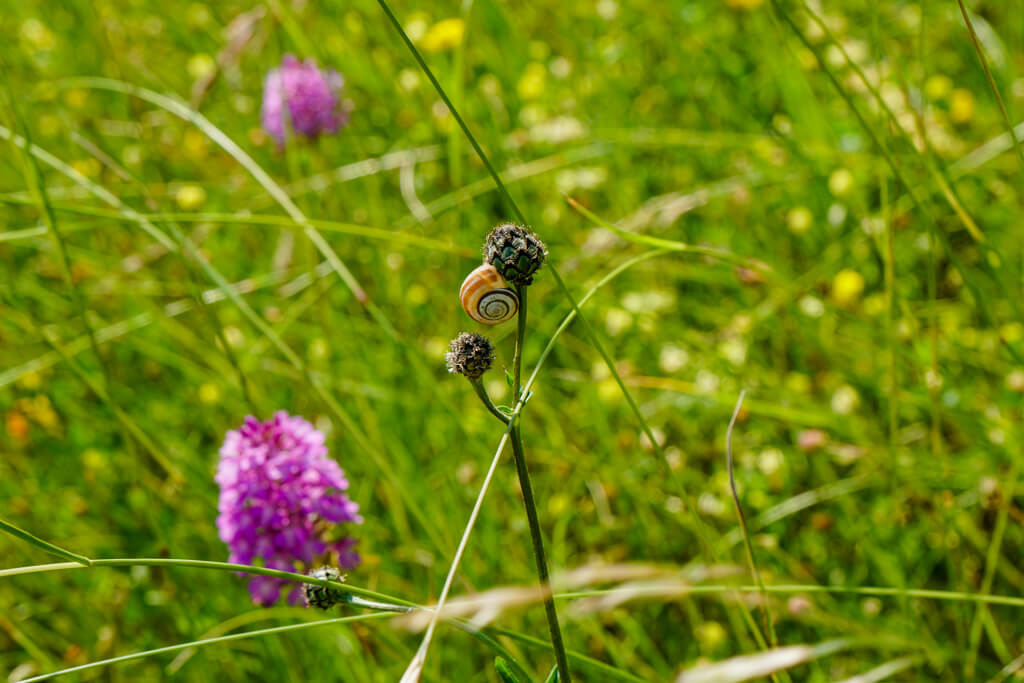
(470, 378, 509, 425)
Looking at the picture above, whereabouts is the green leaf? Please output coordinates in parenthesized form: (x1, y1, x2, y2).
(494, 656, 523, 683)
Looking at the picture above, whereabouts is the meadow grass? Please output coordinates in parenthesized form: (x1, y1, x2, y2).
(2, 0, 1023, 681)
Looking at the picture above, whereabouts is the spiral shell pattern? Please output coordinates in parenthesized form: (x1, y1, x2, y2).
(460, 263, 519, 324)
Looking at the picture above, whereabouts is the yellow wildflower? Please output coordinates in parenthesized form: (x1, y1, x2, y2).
(421, 18, 465, 53)
(517, 62, 547, 100)
(787, 206, 813, 234)
(832, 269, 865, 305)
(175, 184, 206, 210)
(950, 89, 975, 124)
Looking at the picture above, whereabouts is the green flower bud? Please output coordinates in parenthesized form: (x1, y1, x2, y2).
(484, 223, 547, 287)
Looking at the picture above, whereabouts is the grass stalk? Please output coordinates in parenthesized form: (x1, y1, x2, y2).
(509, 285, 572, 683)
(725, 391, 776, 648)
(17, 613, 394, 683)
(955, 0, 1024, 173)
(0, 518, 91, 566)
(965, 455, 1022, 678)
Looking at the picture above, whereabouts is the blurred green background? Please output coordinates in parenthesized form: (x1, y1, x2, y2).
(2, 0, 1023, 680)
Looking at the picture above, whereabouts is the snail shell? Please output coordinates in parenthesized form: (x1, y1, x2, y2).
(459, 263, 519, 324)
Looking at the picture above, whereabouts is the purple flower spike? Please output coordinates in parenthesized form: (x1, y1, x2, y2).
(261, 54, 348, 144)
(216, 411, 362, 605)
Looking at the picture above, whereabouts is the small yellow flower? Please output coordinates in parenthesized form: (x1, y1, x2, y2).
(81, 448, 107, 471)
(175, 184, 206, 210)
(924, 74, 952, 101)
(517, 62, 547, 100)
(787, 206, 813, 235)
(828, 168, 854, 197)
(187, 53, 216, 80)
(198, 382, 221, 404)
(597, 377, 621, 403)
(64, 88, 88, 109)
(950, 89, 975, 124)
(1001, 322, 1024, 344)
(725, 0, 763, 8)
(420, 18, 465, 53)
(696, 622, 727, 650)
(832, 269, 865, 306)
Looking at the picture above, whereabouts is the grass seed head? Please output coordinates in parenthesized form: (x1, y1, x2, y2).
(446, 332, 496, 379)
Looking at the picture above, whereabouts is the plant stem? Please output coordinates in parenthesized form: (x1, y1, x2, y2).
(470, 378, 509, 424)
(509, 427, 571, 683)
(509, 285, 572, 683)
(724, 392, 776, 648)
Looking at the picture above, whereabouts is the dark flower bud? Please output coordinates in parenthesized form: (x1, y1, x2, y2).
(304, 566, 347, 610)
(446, 332, 495, 380)
(484, 223, 547, 287)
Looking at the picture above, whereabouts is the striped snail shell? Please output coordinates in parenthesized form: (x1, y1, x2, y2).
(459, 263, 519, 325)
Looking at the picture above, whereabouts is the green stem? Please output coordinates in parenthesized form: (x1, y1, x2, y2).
(508, 286, 572, 683)
(470, 378, 510, 424)
(509, 427, 571, 683)
(0, 557, 411, 607)
(19, 613, 394, 683)
(725, 392, 776, 648)
(513, 285, 527, 402)
(955, 0, 1024, 173)
(0, 518, 91, 566)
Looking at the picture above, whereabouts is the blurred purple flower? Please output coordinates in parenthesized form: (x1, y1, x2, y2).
(216, 411, 361, 605)
(261, 54, 348, 144)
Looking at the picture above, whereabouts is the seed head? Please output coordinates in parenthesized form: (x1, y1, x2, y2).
(304, 567, 348, 610)
(484, 223, 547, 286)
(446, 332, 495, 380)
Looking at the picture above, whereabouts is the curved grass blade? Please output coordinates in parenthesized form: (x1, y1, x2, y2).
(2, 84, 111, 388)
(556, 582, 1024, 610)
(675, 639, 852, 683)
(955, 0, 1024, 172)
(490, 627, 646, 683)
(566, 196, 773, 275)
(832, 656, 920, 683)
(0, 126, 175, 250)
(18, 613, 393, 682)
(725, 392, 776, 648)
(965, 455, 1022, 677)
(0, 519, 90, 566)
